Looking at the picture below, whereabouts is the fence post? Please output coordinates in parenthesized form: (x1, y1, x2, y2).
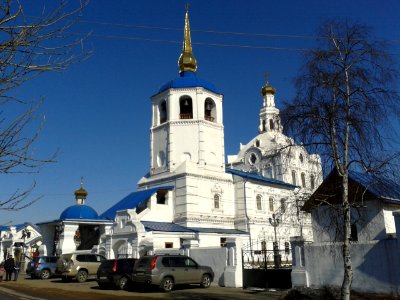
(223, 238, 243, 288)
(290, 236, 308, 287)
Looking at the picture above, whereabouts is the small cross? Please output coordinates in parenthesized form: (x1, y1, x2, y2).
(264, 72, 270, 83)
(80, 176, 84, 187)
(186, 3, 190, 12)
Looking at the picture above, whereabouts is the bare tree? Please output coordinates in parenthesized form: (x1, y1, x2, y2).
(0, 0, 89, 210)
(282, 20, 400, 300)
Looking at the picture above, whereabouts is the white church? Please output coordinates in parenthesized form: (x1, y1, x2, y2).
(34, 9, 322, 281)
(96, 9, 322, 258)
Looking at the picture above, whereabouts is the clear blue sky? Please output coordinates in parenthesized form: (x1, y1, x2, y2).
(1, 0, 399, 225)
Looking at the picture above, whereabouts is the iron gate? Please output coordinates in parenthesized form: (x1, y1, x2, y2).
(242, 239, 292, 289)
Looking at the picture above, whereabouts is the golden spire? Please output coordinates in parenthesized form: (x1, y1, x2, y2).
(178, 5, 197, 73)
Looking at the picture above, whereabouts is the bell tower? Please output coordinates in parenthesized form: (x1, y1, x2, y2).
(145, 8, 226, 180)
(259, 81, 282, 134)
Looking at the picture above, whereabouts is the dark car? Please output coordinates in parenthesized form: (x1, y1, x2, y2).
(96, 258, 137, 290)
(26, 256, 58, 279)
(132, 254, 214, 292)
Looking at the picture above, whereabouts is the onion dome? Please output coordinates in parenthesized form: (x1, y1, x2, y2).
(74, 177, 88, 205)
(59, 205, 98, 220)
(261, 81, 276, 96)
(178, 7, 197, 73)
(74, 186, 88, 200)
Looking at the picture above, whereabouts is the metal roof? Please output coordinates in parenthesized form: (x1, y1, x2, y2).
(158, 71, 219, 94)
(59, 204, 99, 220)
(348, 170, 400, 203)
(226, 168, 298, 189)
(142, 221, 248, 235)
(99, 186, 174, 220)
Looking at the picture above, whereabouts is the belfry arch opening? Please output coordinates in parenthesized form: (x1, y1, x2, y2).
(159, 100, 167, 124)
(204, 98, 216, 122)
(179, 96, 193, 119)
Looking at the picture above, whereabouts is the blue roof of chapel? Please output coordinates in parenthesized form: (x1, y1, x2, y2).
(60, 204, 99, 220)
(158, 71, 219, 94)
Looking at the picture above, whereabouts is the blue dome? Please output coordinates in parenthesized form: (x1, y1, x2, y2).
(159, 71, 219, 94)
(60, 205, 99, 220)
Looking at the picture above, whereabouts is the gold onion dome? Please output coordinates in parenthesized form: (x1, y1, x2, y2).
(178, 7, 197, 73)
(74, 179, 88, 199)
(261, 82, 276, 96)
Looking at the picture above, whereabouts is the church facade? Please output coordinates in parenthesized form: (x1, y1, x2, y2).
(98, 9, 323, 262)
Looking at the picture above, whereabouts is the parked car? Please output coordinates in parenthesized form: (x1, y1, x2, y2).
(56, 252, 106, 282)
(132, 254, 214, 292)
(26, 256, 58, 279)
(96, 258, 137, 290)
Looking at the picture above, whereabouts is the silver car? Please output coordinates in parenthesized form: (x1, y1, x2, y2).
(132, 254, 214, 292)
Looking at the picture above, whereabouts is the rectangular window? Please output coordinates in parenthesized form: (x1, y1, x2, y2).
(220, 238, 227, 247)
(165, 242, 173, 248)
(157, 190, 167, 204)
(214, 194, 220, 209)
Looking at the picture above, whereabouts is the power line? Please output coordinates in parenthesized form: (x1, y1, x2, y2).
(78, 19, 400, 44)
(77, 32, 311, 52)
(78, 19, 320, 41)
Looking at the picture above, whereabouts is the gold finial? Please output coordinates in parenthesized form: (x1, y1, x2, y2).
(178, 6, 197, 73)
(261, 80, 276, 96)
(74, 177, 88, 200)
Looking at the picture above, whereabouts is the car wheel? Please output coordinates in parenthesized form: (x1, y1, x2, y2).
(76, 270, 88, 283)
(200, 274, 211, 288)
(118, 276, 129, 290)
(40, 269, 51, 280)
(160, 276, 174, 292)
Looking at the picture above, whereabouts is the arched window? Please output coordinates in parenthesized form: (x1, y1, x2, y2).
(255, 140, 260, 147)
(301, 172, 306, 188)
(292, 170, 297, 185)
(256, 195, 262, 211)
(262, 120, 266, 132)
(159, 100, 167, 124)
(310, 174, 315, 190)
(214, 194, 221, 209)
(299, 153, 304, 163)
(179, 96, 193, 119)
(269, 197, 274, 212)
(204, 98, 216, 122)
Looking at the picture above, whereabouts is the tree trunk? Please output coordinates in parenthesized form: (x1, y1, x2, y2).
(341, 172, 352, 300)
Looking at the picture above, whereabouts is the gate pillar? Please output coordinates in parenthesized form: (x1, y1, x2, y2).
(223, 238, 243, 288)
(290, 236, 309, 287)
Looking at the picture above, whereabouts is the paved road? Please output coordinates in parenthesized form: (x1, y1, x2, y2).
(0, 275, 287, 300)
